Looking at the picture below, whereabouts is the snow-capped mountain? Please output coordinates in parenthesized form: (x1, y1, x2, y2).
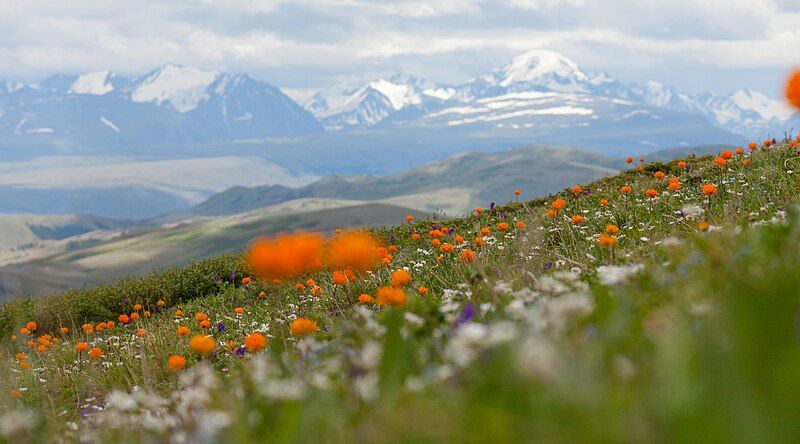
(306, 49, 795, 138)
(0, 65, 322, 150)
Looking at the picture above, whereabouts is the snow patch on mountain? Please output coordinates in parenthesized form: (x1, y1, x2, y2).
(729, 89, 795, 122)
(496, 49, 588, 89)
(131, 64, 218, 113)
(68, 71, 115, 95)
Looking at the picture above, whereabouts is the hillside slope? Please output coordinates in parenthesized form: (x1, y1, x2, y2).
(1, 136, 800, 442)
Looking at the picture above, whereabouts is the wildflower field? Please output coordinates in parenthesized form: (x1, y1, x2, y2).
(2, 136, 800, 442)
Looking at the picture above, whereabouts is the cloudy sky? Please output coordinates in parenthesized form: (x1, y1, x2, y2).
(1, 0, 799, 98)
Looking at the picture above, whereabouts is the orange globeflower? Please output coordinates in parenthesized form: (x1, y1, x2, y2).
(678, 161, 687, 169)
(168, 355, 186, 371)
(290, 318, 318, 336)
(332, 270, 348, 286)
(358, 293, 374, 304)
(376, 287, 407, 308)
(514, 188, 521, 196)
(598, 234, 617, 247)
(130, 312, 139, 321)
(515, 220, 526, 229)
(714, 156, 727, 167)
(497, 222, 510, 231)
(474, 207, 484, 215)
(118, 314, 130, 324)
(324, 230, 381, 273)
(60, 327, 69, 334)
(391, 269, 412, 287)
(199, 319, 212, 329)
(439, 243, 454, 253)
(720, 150, 733, 160)
(546, 209, 557, 218)
(625, 156, 633, 164)
(571, 185, 583, 195)
(189, 335, 216, 356)
(417, 286, 429, 296)
(605, 224, 620, 235)
(473, 236, 485, 247)
(599, 199, 608, 206)
(735, 147, 743, 155)
(571, 215, 584, 224)
(551, 198, 566, 210)
(698, 220, 710, 231)
(248, 233, 325, 280)
(654, 171, 665, 180)
(157, 299, 166, 307)
(177, 326, 190, 337)
(136, 329, 146, 338)
(639, 156, 645, 163)
(701, 184, 718, 195)
(620, 185, 632, 194)
(786, 69, 800, 108)
(431, 239, 442, 247)
(175, 309, 184, 318)
(645, 189, 658, 199)
(742, 159, 751, 167)
(460, 248, 475, 263)
(480, 227, 491, 236)
(242, 277, 252, 285)
(26, 321, 37, 331)
(411, 233, 421, 241)
(10, 389, 21, 398)
(453, 234, 464, 244)
(668, 181, 681, 191)
(234, 307, 245, 315)
(405, 214, 414, 223)
(245, 333, 268, 353)
(133, 304, 143, 312)
(89, 347, 103, 360)
(748, 142, 758, 151)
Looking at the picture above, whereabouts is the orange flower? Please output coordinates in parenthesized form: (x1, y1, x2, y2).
(195, 313, 208, 322)
(513, 188, 521, 196)
(714, 156, 727, 167)
(177, 326, 190, 337)
(118, 314, 130, 324)
(625, 156, 633, 164)
(605, 224, 620, 235)
(60, 327, 69, 334)
(701, 184, 718, 196)
(358, 293, 374, 304)
(497, 222, 510, 231)
(89, 347, 103, 360)
(405, 214, 414, 223)
(748, 142, 758, 151)
(620, 185, 632, 194)
(645, 188, 658, 199)
(546, 209, 557, 218)
(721, 150, 733, 160)
(19, 361, 30, 370)
(168, 354, 186, 371)
(460, 249, 475, 263)
(391, 269, 412, 287)
(136, 329, 146, 338)
(735, 147, 743, 155)
(474, 207, 484, 215)
(742, 159, 751, 167)
(654, 171, 665, 180)
(324, 230, 381, 273)
(199, 319, 212, 329)
(133, 304, 142, 311)
(599, 199, 608, 206)
(439, 243, 454, 253)
(551, 198, 566, 210)
(417, 286, 429, 296)
(248, 233, 325, 280)
(571, 215, 584, 224)
(130, 312, 139, 321)
(473, 236, 485, 247)
(15, 352, 26, 361)
(332, 270, 348, 285)
(189, 335, 216, 356)
(157, 299, 166, 307)
(242, 277, 252, 285)
(245, 332, 268, 353)
(786, 69, 800, 108)
(453, 234, 464, 243)
(668, 181, 681, 191)
(515, 220, 526, 229)
(677, 161, 687, 169)
(175, 309, 183, 318)
(639, 156, 645, 163)
(26, 321, 37, 331)
(411, 233, 421, 241)
(698, 220, 710, 231)
(290, 318, 318, 336)
(571, 185, 583, 195)
(480, 227, 491, 236)
(376, 287, 407, 308)
(234, 307, 245, 315)
(10, 389, 21, 398)
(598, 234, 617, 247)
(17, 327, 30, 335)
(431, 239, 442, 247)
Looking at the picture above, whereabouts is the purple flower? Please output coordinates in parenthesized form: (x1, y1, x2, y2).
(454, 303, 476, 328)
(489, 202, 496, 210)
(389, 234, 395, 242)
(235, 346, 247, 356)
(230, 271, 237, 282)
(544, 262, 553, 270)
(216, 322, 226, 332)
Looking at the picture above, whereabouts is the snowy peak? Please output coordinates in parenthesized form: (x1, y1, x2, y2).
(68, 71, 115, 95)
(728, 88, 795, 122)
(366, 79, 421, 110)
(131, 64, 218, 113)
(494, 49, 588, 90)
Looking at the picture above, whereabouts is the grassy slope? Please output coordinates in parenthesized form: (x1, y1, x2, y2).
(1, 139, 800, 442)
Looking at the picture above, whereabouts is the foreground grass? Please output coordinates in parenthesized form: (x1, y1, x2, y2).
(1, 138, 800, 442)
